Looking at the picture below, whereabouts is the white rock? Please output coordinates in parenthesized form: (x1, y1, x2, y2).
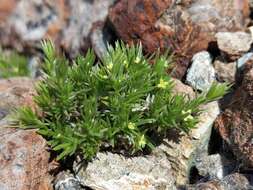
(186, 51, 215, 91)
(74, 152, 177, 190)
(215, 32, 252, 57)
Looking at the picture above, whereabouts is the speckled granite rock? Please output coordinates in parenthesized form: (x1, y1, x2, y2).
(0, 127, 52, 190)
(186, 173, 252, 190)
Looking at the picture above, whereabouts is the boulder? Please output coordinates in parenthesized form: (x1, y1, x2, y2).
(195, 154, 236, 180)
(74, 152, 177, 190)
(186, 51, 215, 91)
(215, 32, 253, 60)
(0, 127, 52, 190)
(214, 59, 236, 83)
(186, 173, 251, 190)
(215, 61, 253, 169)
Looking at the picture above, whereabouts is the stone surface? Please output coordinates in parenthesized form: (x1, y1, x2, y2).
(186, 51, 215, 91)
(186, 173, 252, 190)
(0, 0, 115, 58)
(215, 62, 253, 169)
(195, 154, 236, 180)
(109, 0, 249, 78)
(171, 78, 196, 100)
(216, 32, 253, 60)
(0, 77, 36, 122)
(237, 52, 253, 69)
(214, 59, 236, 83)
(74, 152, 177, 190)
(54, 171, 84, 190)
(0, 127, 52, 190)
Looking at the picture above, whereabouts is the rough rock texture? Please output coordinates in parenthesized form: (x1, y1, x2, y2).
(0, 127, 52, 190)
(186, 173, 251, 190)
(214, 59, 236, 83)
(215, 61, 253, 169)
(186, 51, 215, 91)
(216, 32, 253, 60)
(160, 101, 220, 185)
(74, 152, 177, 190)
(195, 154, 236, 180)
(0, 0, 115, 58)
(54, 171, 84, 190)
(109, 0, 249, 78)
(171, 78, 196, 100)
(0, 77, 36, 124)
(237, 52, 253, 69)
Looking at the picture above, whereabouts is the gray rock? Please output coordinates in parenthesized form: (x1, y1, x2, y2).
(195, 154, 236, 180)
(216, 32, 253, 59)
(74, 152, 177, 190)
(54, 171, 84, 190)
(237, 52, 253, 69)
(186, 173, 252, 190)
(186, 51, 215, 91)
(214, 59, 236, 83)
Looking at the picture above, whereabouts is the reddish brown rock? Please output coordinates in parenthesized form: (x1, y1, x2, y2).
(0, 127, 52, 190)
(109, 0, 249, 78)
(186, 173, 251, 190)
(215, 60, 253, 169)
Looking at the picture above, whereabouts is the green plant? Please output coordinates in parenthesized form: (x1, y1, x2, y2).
(16, 41, 230, 160)
(0, 48, 29, 78)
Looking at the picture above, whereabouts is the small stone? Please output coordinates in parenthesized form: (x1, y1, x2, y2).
(216, 32, 253, 59)
(195, 154, 236, 180)
(186, 51, 215, 91)
(54, 171, 84, 190)
(171, 78, 196, 100)
(237, 52, 253, 69)
(214, 59, 236, 83)
(186, 173, 251, 190)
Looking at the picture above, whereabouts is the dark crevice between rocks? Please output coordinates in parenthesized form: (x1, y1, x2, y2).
(208, 127, 223, 154)
(189, 166, 203, 184)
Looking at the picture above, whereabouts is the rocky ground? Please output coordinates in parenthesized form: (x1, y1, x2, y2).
(0, 0, 253, 190)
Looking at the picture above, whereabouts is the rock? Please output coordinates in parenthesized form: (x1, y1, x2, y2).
(109, 0, 249, 78)
(171, 78, 196, 100)
(0, 77, 36, 121)
(195, 154, 236, 180)
(216, 32, 253, 60)
(74, 152, 177, 190)
(214, 59, 236, 83)
(0, 127, 52, 190)
(186, 51, 215, 91)
(237, 52, 253, 69)
(54, 171, 84, 190)
(215, 62, 253, 169)
(0, 0, 115, 58)
(186, 173, 251, 190)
